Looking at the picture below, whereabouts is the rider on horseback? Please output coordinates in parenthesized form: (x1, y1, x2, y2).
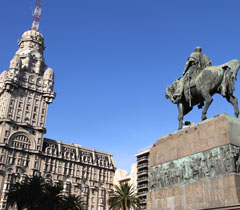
(166, 46, 240, 130)
(166, 47, 212, 105)
(183, 46, 212, 78)
(182, 47, 212, 107)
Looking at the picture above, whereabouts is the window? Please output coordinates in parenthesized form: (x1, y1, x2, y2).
(33, 114, 37, 120)
(10, 134, 31, 150)
(5, 130, 9, 137)
(10, 99, 15, 106)
(26, 104, 30, 111)
(0, 155, 4, 162)
(17, 109, 21, 115)
(18, 102, 23, 108)
(9, 107, 13, 113)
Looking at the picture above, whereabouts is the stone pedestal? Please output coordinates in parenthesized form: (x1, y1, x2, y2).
(148, 114, 240, 210)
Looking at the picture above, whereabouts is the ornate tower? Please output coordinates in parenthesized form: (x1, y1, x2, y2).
(0, 2, 115, 210)
(0, 29, 55, 160)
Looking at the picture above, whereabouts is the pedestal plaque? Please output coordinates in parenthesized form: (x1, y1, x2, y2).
(148, 114, 240, 210)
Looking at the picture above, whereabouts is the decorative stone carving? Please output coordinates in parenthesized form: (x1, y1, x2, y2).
(0, 30, 55, 106)
(9, 134, 32, 150)
(43, 68, 54, 92)
(7, 54, 22, 85)
(149, 144, 240, 191)
(0, 71, 8, 94)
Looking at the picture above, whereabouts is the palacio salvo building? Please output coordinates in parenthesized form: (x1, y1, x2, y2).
(0, 29, 116, 210)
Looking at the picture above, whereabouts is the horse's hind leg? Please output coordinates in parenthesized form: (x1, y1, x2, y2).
(201, 92, 213, 121)
(226, 95, 239, 117)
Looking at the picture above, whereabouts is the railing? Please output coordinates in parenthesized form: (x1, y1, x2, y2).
(137, 163, 148, 168)
(138, 183, 148, 189)
(137, 169, 148, 175)
(137, 156, 148, 161)
(138, 190, 148, 195)
(140, 198, 147, 204)
(137, 176, 148, 182)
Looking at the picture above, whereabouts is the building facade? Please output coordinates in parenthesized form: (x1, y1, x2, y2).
(114, 163, 137, 192)
(136, 148, 150, 210)
(0, 30, 115, 210)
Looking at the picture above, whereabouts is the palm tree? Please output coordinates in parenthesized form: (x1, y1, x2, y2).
(7, 175, 45, 210)
(39, 184, 64, 210)
(24, 175, 46, 210)
(7, 175, 86, 210)
(7, 182, 27, 210)
(108, 183, 141, 210)
(62, 194, 85, 210)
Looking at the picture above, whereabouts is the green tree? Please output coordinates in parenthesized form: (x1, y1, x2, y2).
(108, 183, 141, 210)
(7, 175, 45, 210)
(6, 175, 85, 210)
(39, 184, 64, 210)
(7, 182, 27, 210)
(24, 175, 46, 210)
(62, 194, 85, 210)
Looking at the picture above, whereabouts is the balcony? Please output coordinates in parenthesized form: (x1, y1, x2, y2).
(140, 198, 147, 204)
(137, 176, 148, 182)
(138, 190, 148, 196)
(137, 156, 148, 162)
(138, 183, 148, 189)
(137, 169, 148, 175)
(137, 162, 148, 169)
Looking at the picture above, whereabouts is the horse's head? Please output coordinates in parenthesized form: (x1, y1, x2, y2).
(165, 79, 183, 104)
(165, 85, 172, 100)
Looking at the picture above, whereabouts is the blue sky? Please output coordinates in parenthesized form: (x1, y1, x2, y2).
(1, 0, 240, 171)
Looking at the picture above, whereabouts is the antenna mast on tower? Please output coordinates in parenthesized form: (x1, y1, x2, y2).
(32, 0, 42, 31)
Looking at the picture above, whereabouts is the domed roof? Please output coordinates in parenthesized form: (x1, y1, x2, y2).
(18, 30, 44, 46)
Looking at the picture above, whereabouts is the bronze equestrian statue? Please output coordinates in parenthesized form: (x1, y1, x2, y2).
(166, 47, 240, 129)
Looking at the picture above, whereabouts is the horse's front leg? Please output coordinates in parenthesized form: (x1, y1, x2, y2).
(226, 95, 239, 117)
(201, 92, 213, 121)
(177, 103, 184, 129)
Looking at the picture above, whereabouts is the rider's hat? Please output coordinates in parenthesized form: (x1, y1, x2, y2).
(194, 46, 202, 52)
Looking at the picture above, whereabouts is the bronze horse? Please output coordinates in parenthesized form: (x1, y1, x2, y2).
(166, 59, 240, 129)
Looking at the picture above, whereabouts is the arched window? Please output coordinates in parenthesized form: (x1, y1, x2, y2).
(10, 134, 31, 150)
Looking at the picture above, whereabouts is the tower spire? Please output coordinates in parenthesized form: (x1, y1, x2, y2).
(32, 0, 42, 31)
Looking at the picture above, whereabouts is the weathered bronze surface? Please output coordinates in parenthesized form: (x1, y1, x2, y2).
(166, 47, 240, 129)
(149, 144, 240, 191)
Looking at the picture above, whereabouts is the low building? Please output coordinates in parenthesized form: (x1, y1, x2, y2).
(114, 163, 137, 193)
